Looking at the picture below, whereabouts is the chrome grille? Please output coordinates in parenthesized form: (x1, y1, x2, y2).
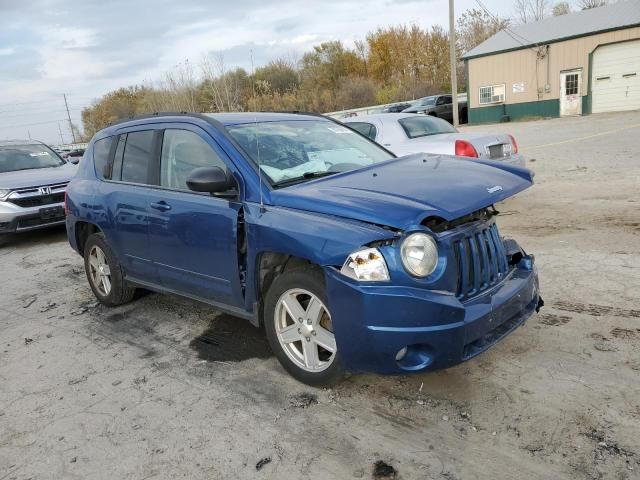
(454, 223, 509, 299)
(6, 182, 68, 208)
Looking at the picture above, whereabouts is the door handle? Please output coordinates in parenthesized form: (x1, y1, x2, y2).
(150, 201, 171, 212)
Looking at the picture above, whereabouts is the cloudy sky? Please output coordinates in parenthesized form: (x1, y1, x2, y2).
(0, 0, 508, 144)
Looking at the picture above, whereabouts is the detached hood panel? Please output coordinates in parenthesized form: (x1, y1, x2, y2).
(270, 154, 533, 229)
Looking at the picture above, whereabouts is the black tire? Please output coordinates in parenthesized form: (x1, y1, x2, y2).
(264, 266, 344, 386)
(83, 232, 136, 307)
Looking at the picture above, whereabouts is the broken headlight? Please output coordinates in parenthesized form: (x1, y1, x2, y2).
(341, 248, 390, 282)
(401, 233, 438, 277)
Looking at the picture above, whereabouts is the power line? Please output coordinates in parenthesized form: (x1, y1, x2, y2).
(0, 119, 68, 129)
(474, 0, 540, 52)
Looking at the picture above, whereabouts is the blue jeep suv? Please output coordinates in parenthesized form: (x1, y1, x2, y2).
(66, 112, 542, 385)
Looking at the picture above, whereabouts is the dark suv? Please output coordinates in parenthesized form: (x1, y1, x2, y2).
(66, 112, 541, 385)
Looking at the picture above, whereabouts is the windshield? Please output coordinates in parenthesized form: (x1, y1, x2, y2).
(417, 97, 436, 106)
(399, 116, 457, 139)
(0, 144, 65, 173)
(226, 120, 394, 186)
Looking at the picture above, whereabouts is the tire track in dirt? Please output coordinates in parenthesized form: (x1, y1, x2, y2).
(553, 301, 640, 318)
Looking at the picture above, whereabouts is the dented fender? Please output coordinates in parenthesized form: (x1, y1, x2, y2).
(242, 202, 397, 313)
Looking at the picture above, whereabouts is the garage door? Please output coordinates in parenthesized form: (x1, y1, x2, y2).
(592, 39, 640, 114)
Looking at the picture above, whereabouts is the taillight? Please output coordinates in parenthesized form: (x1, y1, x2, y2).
(64, 191, 69, 216)
(455, 140, 478, 158)
(508, 134, 518, 154)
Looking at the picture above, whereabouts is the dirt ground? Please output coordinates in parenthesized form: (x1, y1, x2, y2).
(1, 111, 639, 480)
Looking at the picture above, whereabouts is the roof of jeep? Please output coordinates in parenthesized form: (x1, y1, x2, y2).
(205, 112, 325, 125)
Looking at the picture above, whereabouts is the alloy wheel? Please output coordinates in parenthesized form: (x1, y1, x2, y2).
(88, 245, 112, 296)
(275, 288, 337, 372)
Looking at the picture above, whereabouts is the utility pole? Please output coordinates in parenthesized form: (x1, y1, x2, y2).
(449, 0, 459, 127)
(63, 93, 77, 143)
(57, 122, 65, 144)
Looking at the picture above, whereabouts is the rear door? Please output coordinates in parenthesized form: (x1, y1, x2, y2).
(436, 95, 453, 121)
(103, 129, 161, 281)
(146, 125, 244, 307)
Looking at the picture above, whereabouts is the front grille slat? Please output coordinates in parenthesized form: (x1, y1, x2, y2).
(455, 222, 510, 300)
(8, 193, 65, 208)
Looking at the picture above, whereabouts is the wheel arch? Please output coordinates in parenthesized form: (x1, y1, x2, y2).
(74, 221, 104, 257)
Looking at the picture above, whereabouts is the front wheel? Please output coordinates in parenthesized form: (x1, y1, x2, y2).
(83, 232, 136, 307)
(264, 266, 344, 386)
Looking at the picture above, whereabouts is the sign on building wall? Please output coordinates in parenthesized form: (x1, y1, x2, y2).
(512, 82, 525, 93)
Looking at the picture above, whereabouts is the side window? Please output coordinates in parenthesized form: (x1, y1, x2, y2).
(93, 137, 114, 180)
(121, 130, 155, 184)
(347, 122, 377, 141)
(160, 129, 228, 190)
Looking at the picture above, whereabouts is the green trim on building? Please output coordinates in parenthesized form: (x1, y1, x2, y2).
(469, 99, 560, 124)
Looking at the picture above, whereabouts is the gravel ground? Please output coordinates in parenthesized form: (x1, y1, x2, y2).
(1, 111, 639, 480)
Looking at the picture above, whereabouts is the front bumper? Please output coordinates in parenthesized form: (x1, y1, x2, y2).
(326, 255, 540, 374)
(0, 201, 66, 234)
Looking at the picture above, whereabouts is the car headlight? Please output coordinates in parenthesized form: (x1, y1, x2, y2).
(401, 233, 438, 277)
(341, 248, 390, 282)
(0, 188, 10, 200)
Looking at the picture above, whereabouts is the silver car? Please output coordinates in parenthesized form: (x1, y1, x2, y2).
(344, 113, 524, 167)
(0, 140, 76, 236)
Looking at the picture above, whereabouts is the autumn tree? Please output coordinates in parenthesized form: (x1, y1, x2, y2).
(578, 0, 607, 9)
(81, 86, 149, 138)
(552, 2, 571, 15)
(456, 8, 510, 55)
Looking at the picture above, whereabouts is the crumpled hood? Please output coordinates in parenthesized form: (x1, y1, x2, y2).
(270, 154, 533, 229)
(0, 163, 77, 190)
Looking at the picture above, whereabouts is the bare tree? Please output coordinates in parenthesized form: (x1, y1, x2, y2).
(200, 54, 249, 112)
(578, 0, 607, 9)
(514, 0, 550, 23)
(141, 60, 199, 112)
(552, 2, 571, 15)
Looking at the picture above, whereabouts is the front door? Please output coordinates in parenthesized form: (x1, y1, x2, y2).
(560, 70, 582, 116)
(147, 126, 244, 307)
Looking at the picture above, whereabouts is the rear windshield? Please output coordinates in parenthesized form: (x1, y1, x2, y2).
(0, 144, 65, 173)
(226, 120, 393, 186)
(398, 116, 457, 139)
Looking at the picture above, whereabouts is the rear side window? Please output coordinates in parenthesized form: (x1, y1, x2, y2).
(348, 122, 377, 140)
(93, 137, 114, 180)
(121, 130, 155, 184)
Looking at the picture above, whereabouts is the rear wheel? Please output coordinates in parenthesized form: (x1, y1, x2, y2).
(84, 233, 135, 306)
(264, 266, 344, 386)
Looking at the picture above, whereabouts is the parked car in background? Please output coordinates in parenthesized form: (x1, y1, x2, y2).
(402, 94, 468, 124)
(0, 140, 76, 236)
(63, 149, 85, 164)
(380, 102, 414, 113)
(344, 113, 524, 167)
(66, 112, 542, 386)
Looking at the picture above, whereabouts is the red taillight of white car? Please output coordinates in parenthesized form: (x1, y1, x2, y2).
(454, 140, 478, 158)
(508, 134, 519, 154)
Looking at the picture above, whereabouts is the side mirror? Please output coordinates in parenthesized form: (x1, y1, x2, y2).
(68, 157, 80, 165)
(186, 166, 235, 196)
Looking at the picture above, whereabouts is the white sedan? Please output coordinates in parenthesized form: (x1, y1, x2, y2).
(343, 113, 524, 167)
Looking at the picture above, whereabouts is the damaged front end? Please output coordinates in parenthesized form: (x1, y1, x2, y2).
(324, 205, 542, 374)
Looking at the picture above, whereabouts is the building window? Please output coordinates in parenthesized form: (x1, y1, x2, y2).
(479, 84, 506, 105)
(565, 73, 579, 95)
